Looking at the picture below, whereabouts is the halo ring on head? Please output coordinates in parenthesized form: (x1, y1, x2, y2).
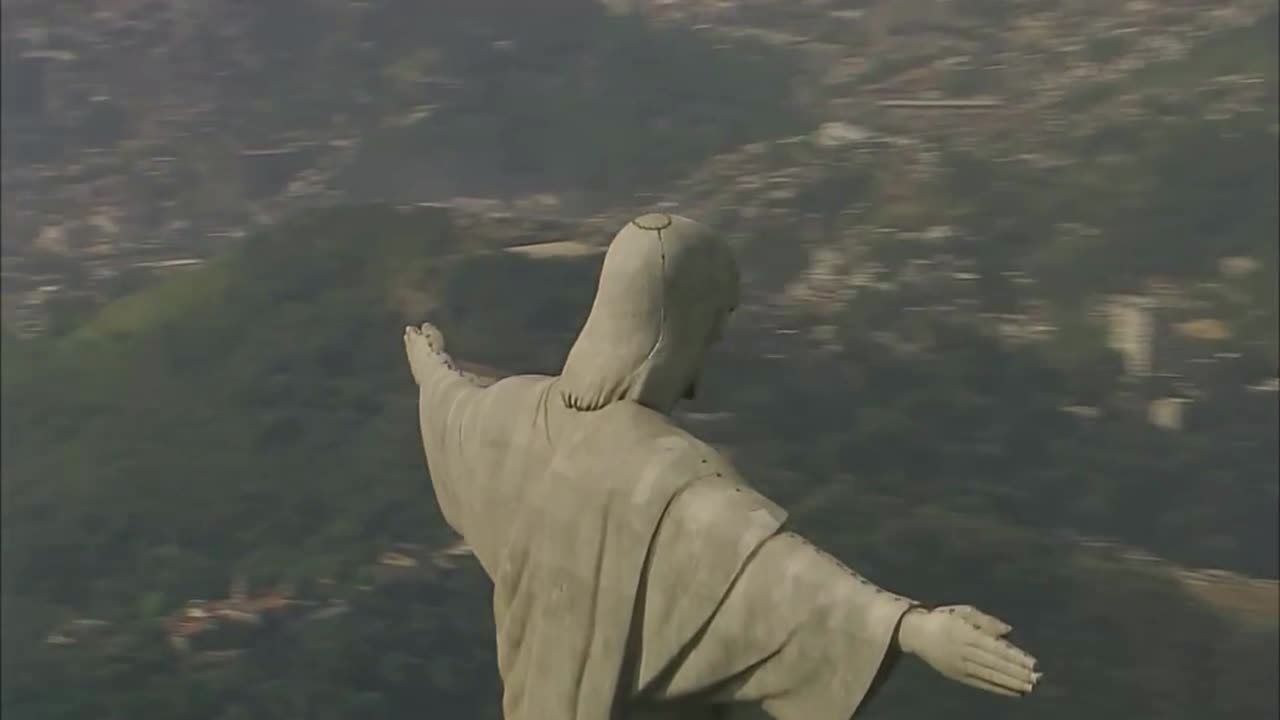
(631, 213, 673, 231)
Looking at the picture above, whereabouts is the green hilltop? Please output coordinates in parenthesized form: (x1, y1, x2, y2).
(1, 3, 1277, 718)
(2, 203, 1276, 719)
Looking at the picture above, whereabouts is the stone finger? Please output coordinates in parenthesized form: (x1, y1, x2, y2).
(955, 606, 1013, 636)
(960, 673, 1023, 698)
(966, 646, 1037, 686)
(963, 659, 1035, 694)
(973, 632, 1037, 670)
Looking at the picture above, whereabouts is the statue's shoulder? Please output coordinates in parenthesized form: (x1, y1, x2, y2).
(592, 400, 711, 452)
(463, 374, 561, 412)
(487, 373, 555, 394)
(557, 400, 786, 524)
(588, 401, 753, 483)
(547, 398, 758, 494)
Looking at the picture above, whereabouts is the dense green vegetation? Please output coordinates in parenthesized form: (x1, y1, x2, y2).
(2, 0, 807, 261)
(2, 205, 1275, 719)
(294, 0, 810, 203)
(2, 3, 1276, 719)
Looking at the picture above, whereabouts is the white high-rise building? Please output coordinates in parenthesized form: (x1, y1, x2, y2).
(1107, 295, 1157, 377)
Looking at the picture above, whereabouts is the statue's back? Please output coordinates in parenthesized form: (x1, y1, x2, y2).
(416, 369, 783, 719)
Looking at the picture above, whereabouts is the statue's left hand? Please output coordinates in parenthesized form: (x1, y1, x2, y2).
(898, 604, 1041, 698)
(404, 322, 447, 386)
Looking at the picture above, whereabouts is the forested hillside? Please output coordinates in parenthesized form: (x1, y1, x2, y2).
(2, 0, 1276, 718)
(3, 205, 1276, 719)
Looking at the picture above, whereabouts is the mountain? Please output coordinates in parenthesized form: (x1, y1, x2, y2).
(1, 0, 805, 265)
(2, 0, 1277, 717)
(2, 204, 1276, 719)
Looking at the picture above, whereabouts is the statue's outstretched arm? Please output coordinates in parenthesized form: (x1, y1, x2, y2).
(638, 530, 1040, 718)
(757, 541, 1042, 700)
(632, 530, 917, 719)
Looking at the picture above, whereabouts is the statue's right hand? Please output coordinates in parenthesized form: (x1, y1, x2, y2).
(899, 605, 1041, 698)
(404, 323, 447, 386)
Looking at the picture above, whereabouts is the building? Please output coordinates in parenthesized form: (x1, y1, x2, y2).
(378, 550, 419, 568)
(1107, 295, 1158, 377)
(1148, 396, 1193, 431)
(162, 580, 303, 653)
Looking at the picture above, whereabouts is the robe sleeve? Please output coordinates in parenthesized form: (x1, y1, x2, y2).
(414, 336, 488, 539)
(636, 530, 918, 720)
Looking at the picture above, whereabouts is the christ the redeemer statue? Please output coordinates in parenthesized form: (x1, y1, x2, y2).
(404, 213, 1041, 719)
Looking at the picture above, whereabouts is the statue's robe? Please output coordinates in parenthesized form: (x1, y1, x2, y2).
(417, 360, 915, 719)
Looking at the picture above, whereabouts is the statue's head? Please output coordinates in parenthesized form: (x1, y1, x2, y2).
(558, 213, 739, 414)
